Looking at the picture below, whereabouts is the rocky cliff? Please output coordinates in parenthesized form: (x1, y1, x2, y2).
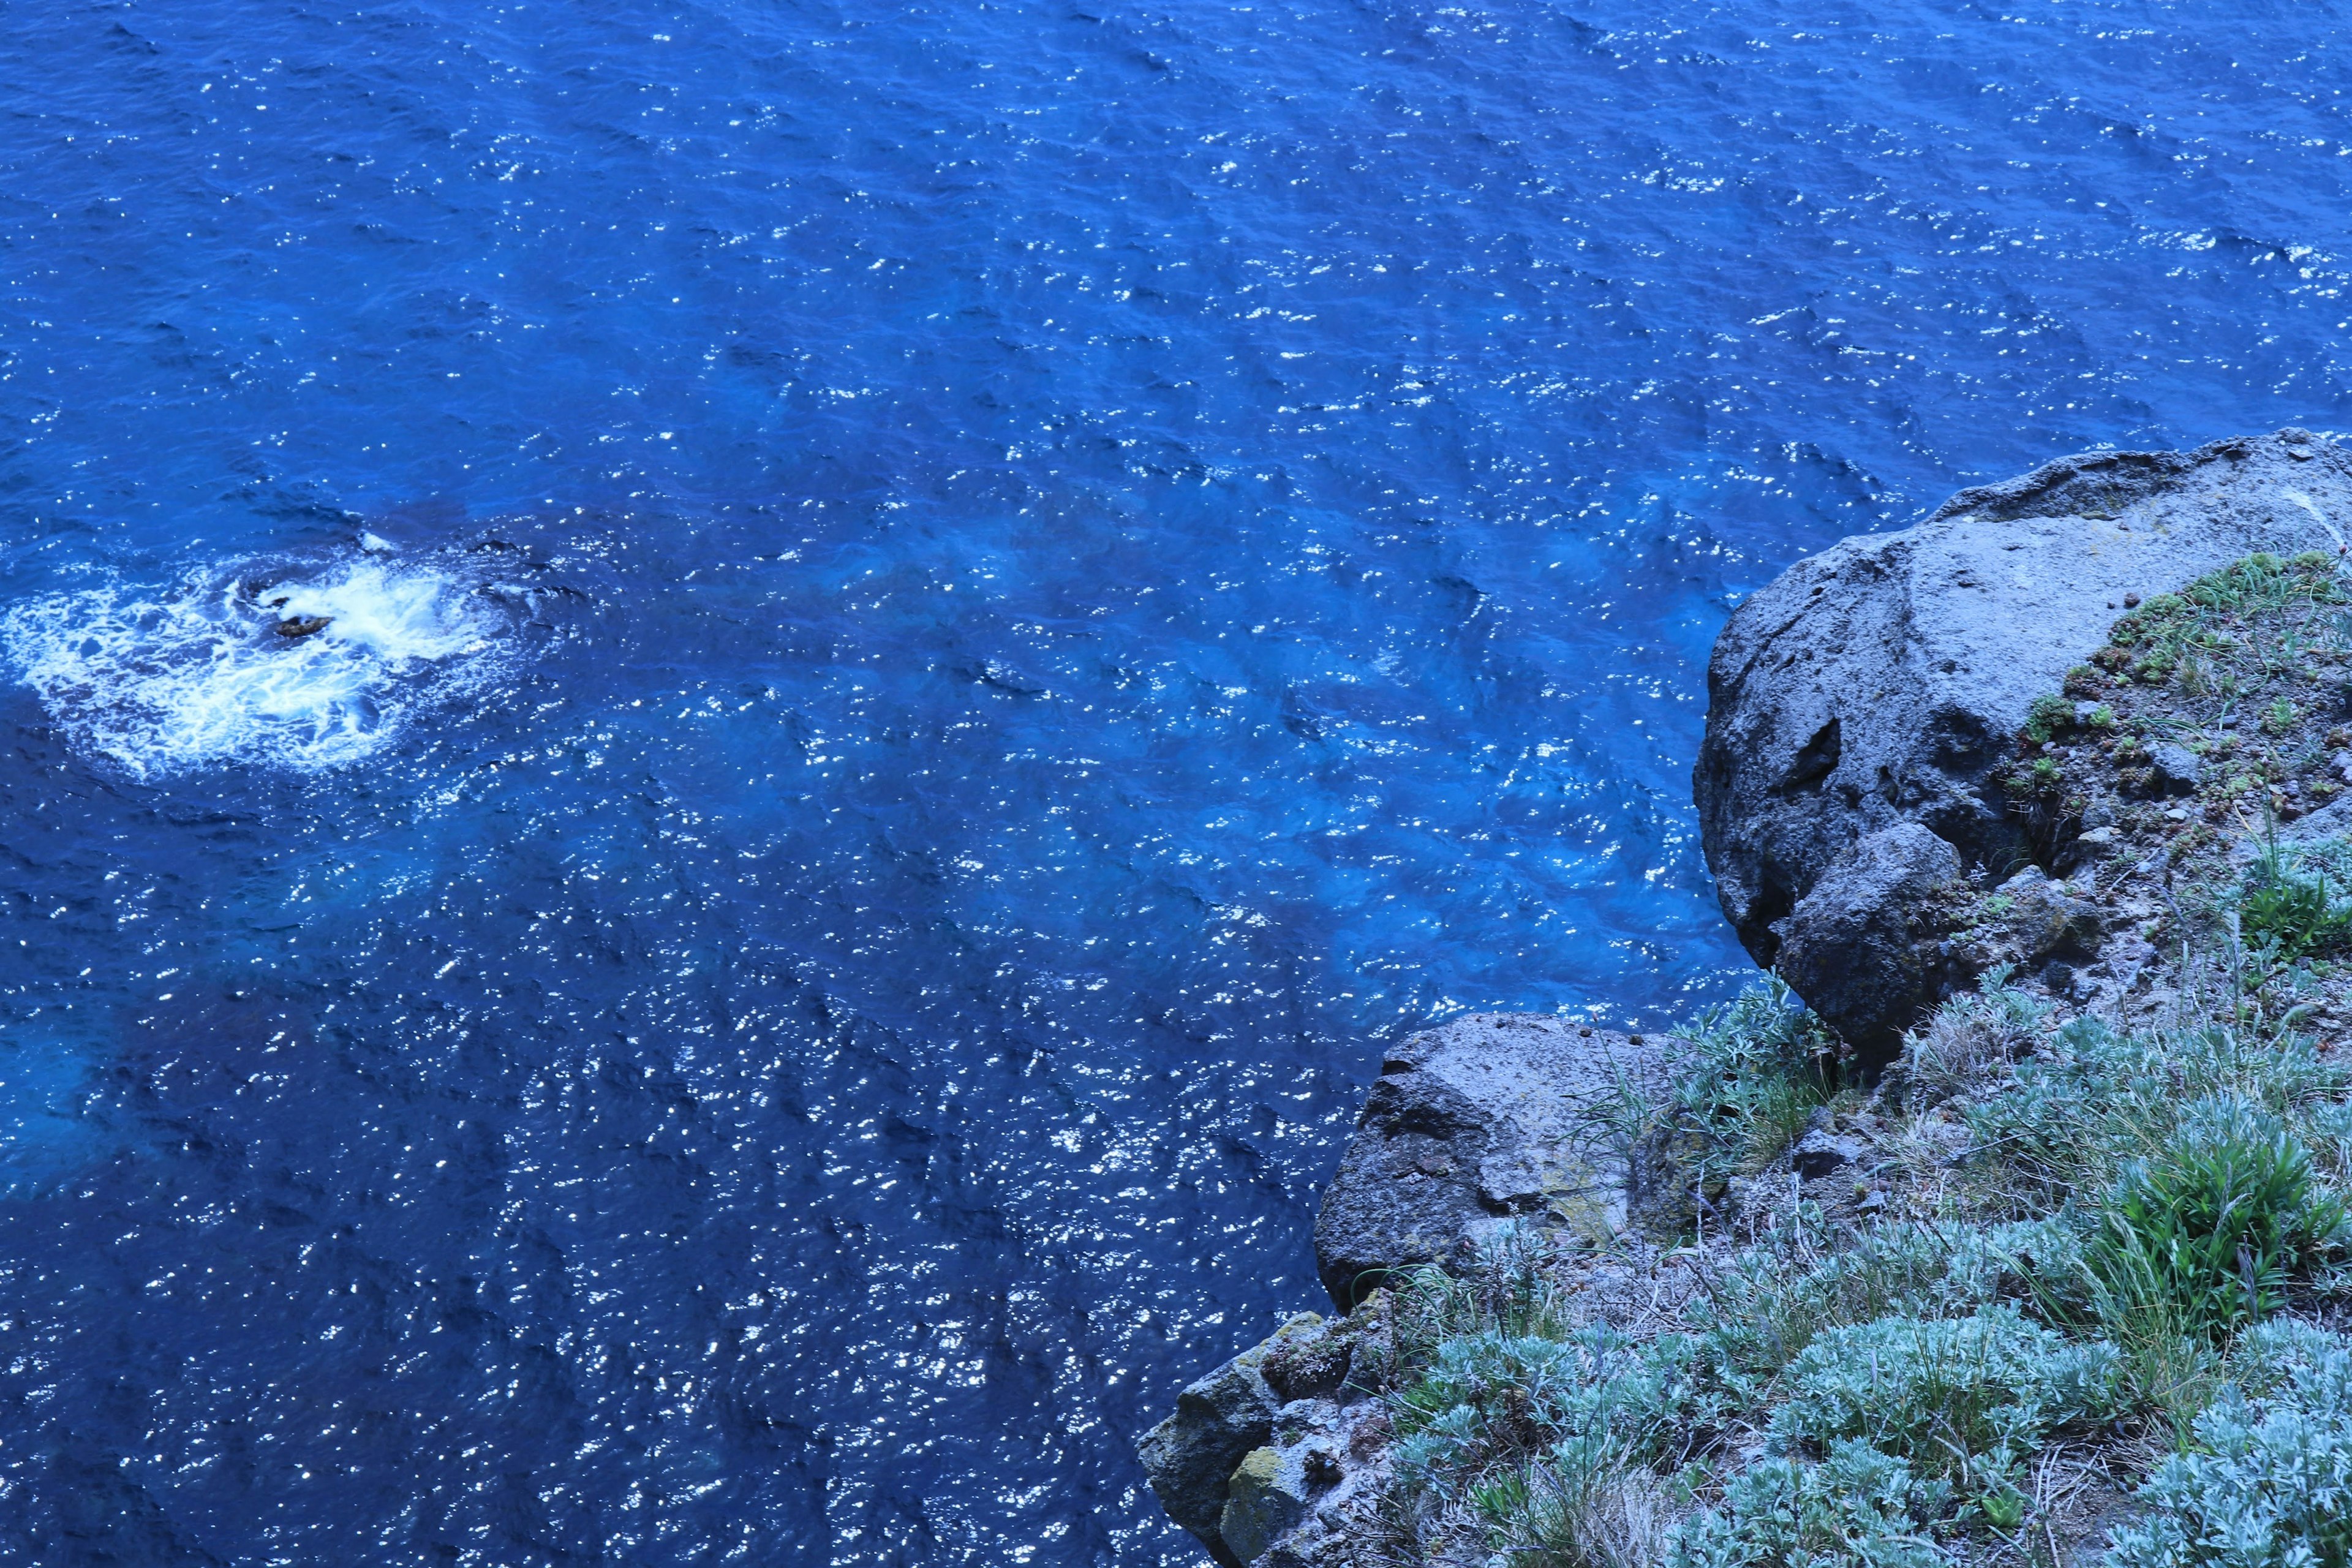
(1136, 431, 2352, 1568)
(1697, 429, 2348, 1056)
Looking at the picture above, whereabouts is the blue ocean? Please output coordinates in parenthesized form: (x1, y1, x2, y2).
(1, 2, 2346, 1561)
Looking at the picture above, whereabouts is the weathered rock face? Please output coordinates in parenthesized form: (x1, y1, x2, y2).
(1137, 1313, 1325, 1566)
(1771, 822, 1962, 1058)
(1136, 1306, 1392, 1568)
(1311, 1013, 1662, 1310)
(1699, 429, 2351, 1047)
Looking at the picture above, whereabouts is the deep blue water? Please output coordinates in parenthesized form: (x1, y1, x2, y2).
(2, 2, 2350, 1561)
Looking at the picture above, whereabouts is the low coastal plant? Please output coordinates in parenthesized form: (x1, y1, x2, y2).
(1636, 978, 1840, 1220)
(1766, 1307, 2123, 1505)
(2106, 1323, 2352, 1568)
(2003, 756, 2065, 797)
(2025, 693, 2076, 745)
(1665, 1443, 1946, 1568)
(1383, 1229, 1716, 1564)
(2302, 1099, 2352, 1189)
(1961, 1012, 2345, 1216)
(1898, 966, 2046, 1109)
(1475, 1430, 1672, 1568)
(2100, 554, 2342, 695)
(1392, 1324, 1702, 1482)
(1686, 1219, 1964, 1397)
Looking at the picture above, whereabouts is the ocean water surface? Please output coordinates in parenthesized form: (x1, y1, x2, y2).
(4, 1, 2351, 1561)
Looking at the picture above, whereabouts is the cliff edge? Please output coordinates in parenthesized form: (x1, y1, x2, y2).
(1699, 429, 2348, 1057)
(1138, 431, 2352, 1568)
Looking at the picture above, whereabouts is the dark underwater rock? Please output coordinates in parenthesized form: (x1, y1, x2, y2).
(1697, 429, 2350, 1038)
(273, 615, 332, 639)
(1311, 1012, 1662, 1310)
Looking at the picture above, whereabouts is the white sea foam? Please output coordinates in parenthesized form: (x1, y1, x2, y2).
(3, 555, 511, 777)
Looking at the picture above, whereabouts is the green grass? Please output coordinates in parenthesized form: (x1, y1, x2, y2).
(2239, 830, 2352, 961)
(1632, 978, 1841, 1226)
(2098, 553, 2342, 695)
(2082, 1099, 2343, 1347)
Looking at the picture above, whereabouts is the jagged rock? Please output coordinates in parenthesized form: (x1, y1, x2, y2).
(1137, 1314, 1322, 1565)
(1987, 866, 2101, 969)
(2148, 742, 2204, 793)
(1311, 1014, 1663, 1310)
(1138, 1306, 1393, 1567)
(1219, 1447, 1312, 1564)
(1771, 823, 1962, 1063)
(1261, 1324, 1352, 1403)
(1792, 1128, 1863, 1182)
(1697, 431, 2346, 1019)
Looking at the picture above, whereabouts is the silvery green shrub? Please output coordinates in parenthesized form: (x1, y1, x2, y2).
(1390, 1324, 1714, 1494)
(1667, 1441, 1947, 1568)
(2106, 1326, 2352, 1568)
(1768, 1307, 2123, 1495)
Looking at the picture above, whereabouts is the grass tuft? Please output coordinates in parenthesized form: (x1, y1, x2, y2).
(2082, 1098, 2344, 1347)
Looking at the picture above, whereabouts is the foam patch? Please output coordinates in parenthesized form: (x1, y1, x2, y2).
(4, 554, 514, 777)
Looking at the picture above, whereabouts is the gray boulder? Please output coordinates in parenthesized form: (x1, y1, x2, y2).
(2148, 742, 2204, 794)
(1984, 865, 2102, 968)
(1219, 1446, 1313, 1565)
(1771, 823, 1961, 1060)
(1698, 429, 2348, 1014)
(1136, 1313, 1324, 1566)
(1311, 1014, 1662, 1310)
(1137, 1306, 1393, 1567)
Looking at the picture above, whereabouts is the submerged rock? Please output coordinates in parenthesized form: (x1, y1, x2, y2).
(1312, 1012, 1662, 1310)
(273, 615, 332, 639)
(1698, 429, 2348, 1045)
